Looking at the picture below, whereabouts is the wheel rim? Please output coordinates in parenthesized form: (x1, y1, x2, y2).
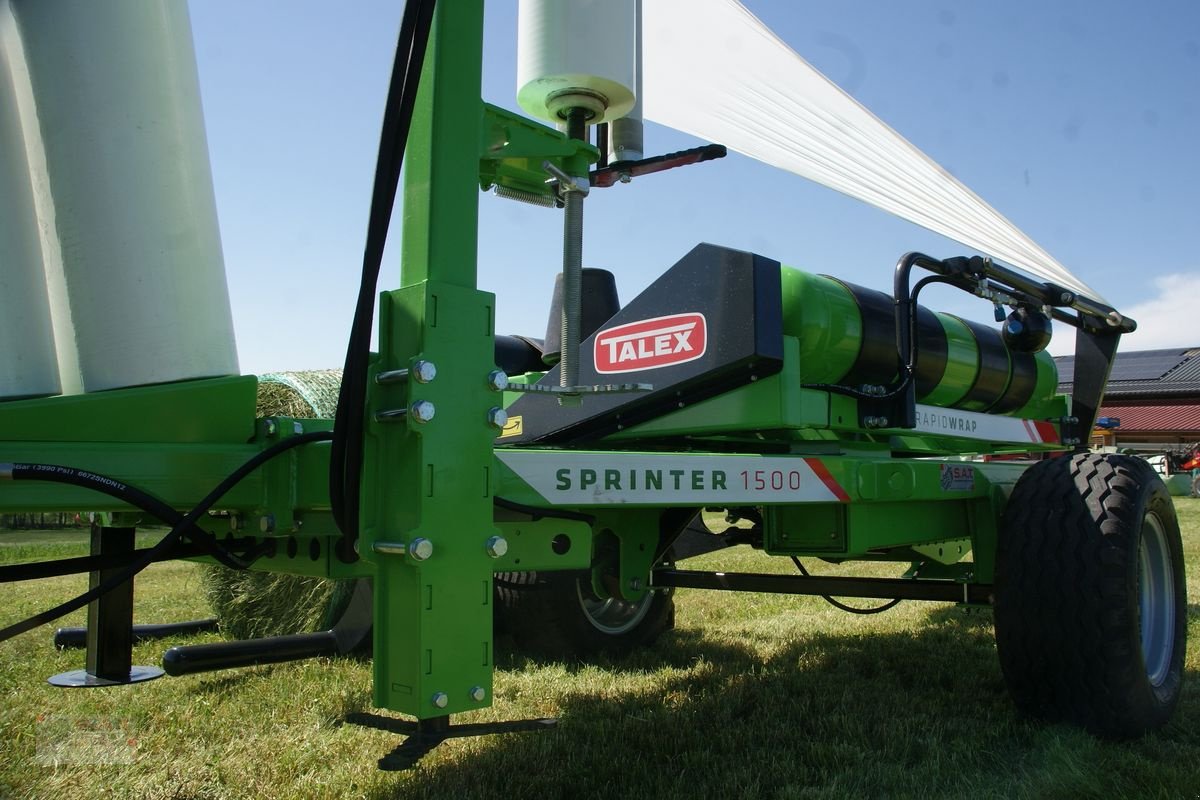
(575, 581, 655, 635)
(1138, 512, 1176, 687)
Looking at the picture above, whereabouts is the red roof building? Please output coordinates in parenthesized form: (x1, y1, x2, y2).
(1055, 347, 1200, 453)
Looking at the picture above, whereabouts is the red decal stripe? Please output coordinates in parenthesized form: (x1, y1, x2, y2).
(1021, 419, 1038, 442)
(804, 458, 851, 502)
(1033, 421, 1060, 443)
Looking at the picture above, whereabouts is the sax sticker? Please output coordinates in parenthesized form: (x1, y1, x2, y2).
(940, 463, 975, 492)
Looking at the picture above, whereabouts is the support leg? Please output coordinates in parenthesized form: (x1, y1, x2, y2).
(346, 711, 557, 771)
(47, 525, 163, 687)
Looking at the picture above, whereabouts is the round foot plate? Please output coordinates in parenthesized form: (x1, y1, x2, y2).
(47, 666, 165, 687)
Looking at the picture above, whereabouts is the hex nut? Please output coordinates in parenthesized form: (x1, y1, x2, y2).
(408, 538, 434, 561)
(486, 370, 509, 392)
(485, 535, 508, 558)
(486, 407, 508, 430)
(412, 360, 438, 384)
(431, 692, 449, 709)
(410, 400, 436, 424)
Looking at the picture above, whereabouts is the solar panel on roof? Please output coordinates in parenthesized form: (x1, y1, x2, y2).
(1108, 352, 1188, 382)
(1162, 357, 1200, 383)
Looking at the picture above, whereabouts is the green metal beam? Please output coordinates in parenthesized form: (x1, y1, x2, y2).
(400, 1, 485, 289)
(361, 0, 500, 720)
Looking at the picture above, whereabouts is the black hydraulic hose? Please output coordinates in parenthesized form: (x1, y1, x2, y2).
(1, 463, 261, 572)
(790, 556, 902, 615)
(0, 431, 332, 644)
(800, 370, 911, 402)
(891, 252, 950, 427)
(0, 541, 243, 584)
(492, 496, 596, 525)
(330, 0, 437, 560)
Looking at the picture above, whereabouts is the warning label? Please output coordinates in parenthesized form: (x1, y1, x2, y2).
(499, 415, 523, 439)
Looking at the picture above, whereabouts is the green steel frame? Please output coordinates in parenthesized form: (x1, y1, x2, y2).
(0, 0, 1074, 722)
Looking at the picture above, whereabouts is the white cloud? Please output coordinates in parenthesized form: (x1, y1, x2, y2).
(1047, 272, 1200, 356)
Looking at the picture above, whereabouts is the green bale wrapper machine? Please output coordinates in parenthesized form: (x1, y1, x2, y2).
(0, 0, 1184, 770)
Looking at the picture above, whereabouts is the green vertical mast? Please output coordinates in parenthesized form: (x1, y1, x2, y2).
(362, 0, 501, 718)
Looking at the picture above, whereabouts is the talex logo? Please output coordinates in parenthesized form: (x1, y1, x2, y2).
(594, 313, 707, 374)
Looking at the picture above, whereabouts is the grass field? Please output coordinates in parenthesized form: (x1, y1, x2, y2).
(2, 503, 1199, 800)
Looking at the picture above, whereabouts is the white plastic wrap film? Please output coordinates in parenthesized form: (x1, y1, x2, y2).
(0, 1, 59, 399)
(12, 0, 239, 392)
(641, 0, 1106, 304)
(518, 0, 637, 124)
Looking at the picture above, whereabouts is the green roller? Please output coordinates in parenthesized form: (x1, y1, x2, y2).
(921, 314, 976, 407)
(779, 266, 862, 384)
(779, 265, 1058, 417)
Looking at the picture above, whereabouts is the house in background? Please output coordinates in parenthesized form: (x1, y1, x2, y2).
(1054, 346, 1200, 454)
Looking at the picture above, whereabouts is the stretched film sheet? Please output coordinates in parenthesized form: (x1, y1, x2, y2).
(641, 0, 1106, 304)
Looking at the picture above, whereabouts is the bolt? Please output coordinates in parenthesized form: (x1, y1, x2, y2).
(485, 535, 508, 558)
(486, 370, 509, 392)
(376, 361, 437, 386)
(410, 400, 436, 424)
(618, 172, 632, 184)
(408, 537, 434, 561)
(1060, 292, 1074, 305)
(412, 360, 437, 384)
(469, 686, 486, 702)
(264, 418, 278, 437)
(431, 692, 449, 709)
(486, 407, 508, 430)
(629, 577, 643, 592)
(375, 400, 437, 424)
(259, 514, 275, 534)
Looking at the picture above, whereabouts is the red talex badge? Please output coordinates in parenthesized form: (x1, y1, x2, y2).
(594, 313, 707, 374)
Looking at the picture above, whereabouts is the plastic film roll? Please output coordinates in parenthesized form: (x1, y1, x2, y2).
(12, 0, 238, 392)
(0, 9, 58, 400)
(517, 0, 637, 124)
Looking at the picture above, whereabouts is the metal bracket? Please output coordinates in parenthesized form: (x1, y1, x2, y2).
(504, 381, 653, 399)
(345, 712, 557, 771)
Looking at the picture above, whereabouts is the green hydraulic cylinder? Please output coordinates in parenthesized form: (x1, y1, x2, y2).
(779, 266, 1059, 419)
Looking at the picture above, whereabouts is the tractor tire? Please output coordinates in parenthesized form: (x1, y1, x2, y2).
(495, 569, 675, 659)
(994, 452, 1186, 738)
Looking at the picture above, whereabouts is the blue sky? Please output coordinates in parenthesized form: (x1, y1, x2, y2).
(188, 1, 1199, 374)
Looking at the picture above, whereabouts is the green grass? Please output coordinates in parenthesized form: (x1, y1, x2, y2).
(2, 507, 1200, 800)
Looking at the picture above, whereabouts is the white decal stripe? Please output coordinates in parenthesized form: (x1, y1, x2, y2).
(497, 452, 842, 505)
(912, 404, 1053, 445)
